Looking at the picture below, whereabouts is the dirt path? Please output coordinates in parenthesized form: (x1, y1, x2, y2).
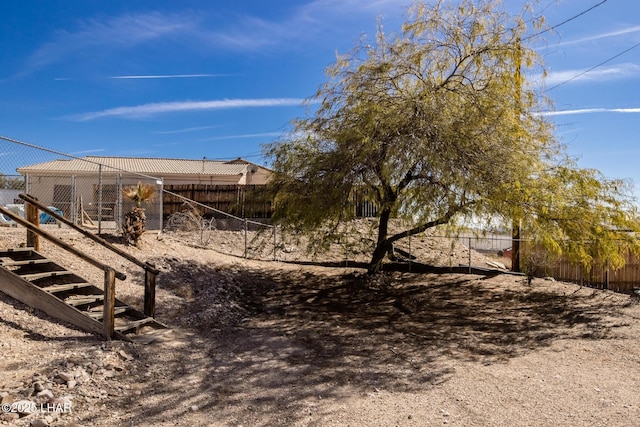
(1, 227, 640, 426)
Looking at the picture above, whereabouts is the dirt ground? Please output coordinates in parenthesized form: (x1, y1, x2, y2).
(1, 224, 640, 426)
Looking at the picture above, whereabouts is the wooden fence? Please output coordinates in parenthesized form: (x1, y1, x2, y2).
(542, 250, 640, 294)
(504, 240, 640, 294)
(465, 236, 640, 295)
(163, 184, 273, 219)
(162, 184, 379, 220)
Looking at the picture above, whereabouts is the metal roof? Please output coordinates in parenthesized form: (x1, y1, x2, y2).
(17, 156, 262, 177)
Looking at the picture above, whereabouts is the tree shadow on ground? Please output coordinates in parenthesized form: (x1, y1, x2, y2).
(111, 259, 630, 427)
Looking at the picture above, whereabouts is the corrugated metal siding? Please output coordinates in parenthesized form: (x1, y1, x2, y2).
(17, 156, 254, 176)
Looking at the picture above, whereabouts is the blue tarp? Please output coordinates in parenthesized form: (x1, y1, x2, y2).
(40, 206, 64, 224)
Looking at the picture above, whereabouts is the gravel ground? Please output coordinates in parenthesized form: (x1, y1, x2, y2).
(1, 224, 640, 426)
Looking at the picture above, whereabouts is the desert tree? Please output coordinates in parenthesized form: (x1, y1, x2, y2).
(265, 0, 640, 274)
(0, 173, 24, 190)
(505, 163, 640, 275)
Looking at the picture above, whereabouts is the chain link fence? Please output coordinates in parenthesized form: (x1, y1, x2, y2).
(0, 136, 162, 233)
(161, 189, 277, 260)
(453, 233, 514, 269)
(444, 233, 640, 293)
(0, 135, 275, 257)
(2, 135, 638, 293)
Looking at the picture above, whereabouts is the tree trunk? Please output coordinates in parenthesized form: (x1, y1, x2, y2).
(367, 202, 467, 274)
(368, 242, 389, 274)
(123, 207, 146, 247)
(368, 207, 393, 274)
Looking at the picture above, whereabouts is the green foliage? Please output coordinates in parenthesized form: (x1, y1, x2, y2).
(0, 173, 25, 190)
(265, 0, 640, 273)
(507, 164, 640, 271)
(123, 182, 157, 208)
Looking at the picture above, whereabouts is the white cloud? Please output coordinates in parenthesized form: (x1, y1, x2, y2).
(297, 0, 404, 17)
(540, 107, 640, 117)
(154, 125, 221, 135)
(199, 132, 283, 142)
(25, 1, 404, 75)
(110, 74, 230, 79)
(189, 0, 404, 52)
(558, 25, 640, 47)
(71, 148, 106, 155)
(72, 98, 308, 121)
(543, 63, 640, 85)
(25, 12, 194, 72)
(23, 9, 301, 74)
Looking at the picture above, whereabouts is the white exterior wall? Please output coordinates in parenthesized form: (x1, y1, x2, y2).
(0, 189, 21, 205)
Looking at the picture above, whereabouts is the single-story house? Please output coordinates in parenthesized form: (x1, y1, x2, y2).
(16, 156, 272, 229)
(17, 156, 271, 186)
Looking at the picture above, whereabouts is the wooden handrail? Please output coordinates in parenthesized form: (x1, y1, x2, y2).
(19, 193, 159, 318)
(19, 194, 158, 275)
(0, 205, 127, 281)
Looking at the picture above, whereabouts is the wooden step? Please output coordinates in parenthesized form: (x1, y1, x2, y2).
(66, 295, 104, 307)
(42, 282, 94, 293)
(86, 307, 128, 320)
(0, 247, 168, 341)
(115, 317, 155, 333)
(19, 271, 74, 280)
(0, 248, 34, 255)
(0, 259, 52, 267)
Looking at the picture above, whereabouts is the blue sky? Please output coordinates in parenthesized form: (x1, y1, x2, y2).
(1, 1, 639, 194)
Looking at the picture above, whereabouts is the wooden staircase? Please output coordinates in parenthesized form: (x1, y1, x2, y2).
(0, 247, 168, 341)
(0, 194, 169, 342)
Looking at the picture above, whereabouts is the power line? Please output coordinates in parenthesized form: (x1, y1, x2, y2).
(524, 0, 638, 93)
(524, 0, 609, 41)
(545, 41, 640, 92)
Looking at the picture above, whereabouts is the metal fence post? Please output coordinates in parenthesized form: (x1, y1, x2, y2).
(116, 174, 122, 230)
(158, 178, 164, 231)
(244, 218, 248, 258)
(97, 164, 103, 234)
(344, 237, 348, 268)
(71, 175, 77, 225)
(468, 237, 472, 274)
(273, 225, 276, 261)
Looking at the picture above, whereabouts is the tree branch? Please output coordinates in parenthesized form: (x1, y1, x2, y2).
(387, 200, 475, 244)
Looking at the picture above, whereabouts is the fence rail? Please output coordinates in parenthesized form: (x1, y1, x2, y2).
(458, 234, 640, 294)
